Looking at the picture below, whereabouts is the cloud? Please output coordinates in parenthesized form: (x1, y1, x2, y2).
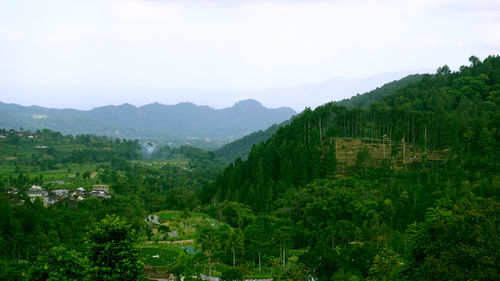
(1, 0, 500, 110)
(478, 23, 500, 47)
(1, 31, 23, 42)
(111, 0, 182, 21)
(40, 32, 86, 44)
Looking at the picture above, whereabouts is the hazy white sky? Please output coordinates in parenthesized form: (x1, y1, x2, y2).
(0, 0, 499, 110)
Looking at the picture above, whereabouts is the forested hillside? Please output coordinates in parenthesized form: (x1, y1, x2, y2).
(215, 123, 284, 162)
(203, 56, 499, 204)
(200, 56, 499, 280)
(215, 74, 425, 162)
(335, 74, 424, 108)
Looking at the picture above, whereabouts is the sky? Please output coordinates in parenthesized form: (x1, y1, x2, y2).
(0, 0, 499, 111)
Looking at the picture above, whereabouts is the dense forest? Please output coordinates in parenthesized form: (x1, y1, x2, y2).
(200, 56, 499, 280)
(0, 56, 498, 280)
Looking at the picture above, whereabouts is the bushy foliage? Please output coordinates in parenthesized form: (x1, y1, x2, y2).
(405, 198, 499, 281)
(26, 246, 89, 281)
(87, 215, 144, 281)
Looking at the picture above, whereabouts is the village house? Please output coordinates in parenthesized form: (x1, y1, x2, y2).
(69, 190, 85, 201)
(92, 184, 109, 192)
(91, 184, 111, 199)
(3, 184, 111, 206)
(91, 190, 111, 199)
(70, 187, 87, 201)
(51, 189, 69, 198)
(26, 189, 49, 206)
(30, 185, 43, 190)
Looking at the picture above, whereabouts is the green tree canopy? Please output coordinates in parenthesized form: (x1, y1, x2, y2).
(27, 246, 89, 281)
(87, 215, 144, 281)
(406, 197, 499, 281)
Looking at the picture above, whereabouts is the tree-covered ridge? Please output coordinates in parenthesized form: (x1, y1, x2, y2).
(199, 56, 499, 280)
(202, 55, 499, 207)
(215, 73, 424, 163)
(215, 123, 285, 162)
(335, 74, 424, 109)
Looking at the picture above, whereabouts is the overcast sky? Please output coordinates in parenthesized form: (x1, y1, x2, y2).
(0, 0, 499, 110)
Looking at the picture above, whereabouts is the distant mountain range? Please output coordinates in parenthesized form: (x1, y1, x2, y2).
(0, 71, 427, 150)
(0, 99, 296, 147)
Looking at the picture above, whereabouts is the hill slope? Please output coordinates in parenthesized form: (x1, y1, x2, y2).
(214, 74, 423, 162)
(215, 123, 285, 162)
(200, 56, 499, 280)
(203, 56, 499, 207)
(335, 74, 424, 108)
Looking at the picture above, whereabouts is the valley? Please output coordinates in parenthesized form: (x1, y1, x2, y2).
(0, 56, 498, 281)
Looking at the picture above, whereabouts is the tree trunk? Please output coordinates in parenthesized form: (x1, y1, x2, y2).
(209, 259, 212, 276)
(424, 125, 427, 154)
(308, 121, 311, 146)
(383, 135, 386, 159)
(258, 251, 261, 275)
(319, 116, 322, 143)
(283, 247, 286, 269)
(403, 136, 406, 166)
